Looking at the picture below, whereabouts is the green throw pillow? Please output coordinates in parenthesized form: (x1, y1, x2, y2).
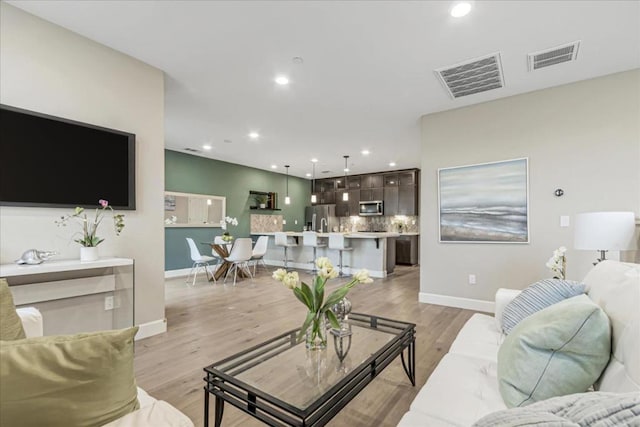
(498, 294, 611, 408)
(0, 327, 140, 427)
(0, 278, 26, 340)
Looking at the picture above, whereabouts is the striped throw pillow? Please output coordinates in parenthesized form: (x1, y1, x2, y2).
(501, 279, 585, 334)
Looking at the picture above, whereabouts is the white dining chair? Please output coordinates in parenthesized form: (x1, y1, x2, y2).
(302, 231, 326, 274)
(250, 235, 269, 276)
(274, 232, 298, 271)
(185, 237, 217, 286)
(328, 233, 353, 277)
(224, 238, 253, 285)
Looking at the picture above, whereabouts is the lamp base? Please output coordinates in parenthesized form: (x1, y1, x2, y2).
(593, 250, 608, 266)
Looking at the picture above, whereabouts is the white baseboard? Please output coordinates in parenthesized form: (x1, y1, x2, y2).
(419, 292, 494, 313)
(135, 318, 167, 340)
(165, 268, 191, 279)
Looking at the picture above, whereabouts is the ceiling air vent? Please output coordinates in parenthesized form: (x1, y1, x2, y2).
(435, 52, 504, 99)
(528, 41, 580, 71)
(184, 147, 201, 153)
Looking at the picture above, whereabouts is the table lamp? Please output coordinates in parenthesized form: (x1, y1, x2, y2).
(574, 211, 637, 264)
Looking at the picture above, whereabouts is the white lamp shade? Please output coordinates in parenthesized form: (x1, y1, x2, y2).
(342, 192, 349, 201)
(284, 196, 291, 205)
(311, 194, 317, 203)
(574, 212, 637, 251)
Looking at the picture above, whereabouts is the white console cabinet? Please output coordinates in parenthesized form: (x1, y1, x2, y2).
(1, 258, 134, 336)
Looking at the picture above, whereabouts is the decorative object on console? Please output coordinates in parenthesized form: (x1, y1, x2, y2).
(545, 246, 566, 279)
(272, 257, 372, 350)
(15, 249, 58, 265)
(501, 279, 585, 334)
(55, 199, 125, 261)
(574, 211, 637, 265)
(438, 158, 528, 243)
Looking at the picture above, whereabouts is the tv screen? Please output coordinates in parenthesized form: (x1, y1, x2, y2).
(0, 104, 135, 210)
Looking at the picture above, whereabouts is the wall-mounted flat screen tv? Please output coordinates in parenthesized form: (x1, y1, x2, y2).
(0, 104, 135, 210)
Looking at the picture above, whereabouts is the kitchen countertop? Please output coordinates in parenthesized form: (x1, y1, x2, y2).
(251, 231, 405, 238)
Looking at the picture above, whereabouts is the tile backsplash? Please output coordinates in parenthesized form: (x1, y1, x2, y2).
(251, 214, 283, 233)
(339, 215, 419, 233)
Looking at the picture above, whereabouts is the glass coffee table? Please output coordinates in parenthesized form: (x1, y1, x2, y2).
(203, 313, 416, 427)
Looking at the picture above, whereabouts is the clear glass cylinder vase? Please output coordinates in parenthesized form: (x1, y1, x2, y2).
(305, 313, 327, 350)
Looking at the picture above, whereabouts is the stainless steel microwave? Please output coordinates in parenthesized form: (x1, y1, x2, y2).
(359, 200, 383, 216)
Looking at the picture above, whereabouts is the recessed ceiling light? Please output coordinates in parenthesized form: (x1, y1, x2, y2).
(389, 162, 396, 167)
(361, 150, 370, 155)
(271, 164, 277, 169)
(450, 2, 472, 18)
(305, 173, 311, 177)
(344, 168, 350, 172)
(202, 144, 212, 150)
(311, 158, 318, 163)
(249, 132, 259, 139)
(275, 76, 289, 85)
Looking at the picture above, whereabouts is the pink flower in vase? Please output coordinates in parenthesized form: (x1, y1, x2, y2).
(99, 199, 109, 208)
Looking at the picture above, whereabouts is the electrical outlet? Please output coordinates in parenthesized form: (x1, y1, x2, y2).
(468, 274, 476, 285)
(560, 216, 570, 227)
(104, 295, 114, 310)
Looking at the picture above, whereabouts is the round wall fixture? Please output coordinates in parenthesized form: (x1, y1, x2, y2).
(554, 189, 564, 197)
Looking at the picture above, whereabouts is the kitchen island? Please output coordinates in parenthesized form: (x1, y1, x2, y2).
(251, 232, 399, 278)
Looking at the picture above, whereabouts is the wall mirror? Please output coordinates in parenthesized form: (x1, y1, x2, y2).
(164, 191, 226, 227)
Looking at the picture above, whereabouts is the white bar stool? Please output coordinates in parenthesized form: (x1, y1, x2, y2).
(274, 232, 298, 271)
(328, 233, 353, 277)
(302, 231, 326, 274)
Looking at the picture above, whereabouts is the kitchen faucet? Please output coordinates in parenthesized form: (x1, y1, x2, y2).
(320, 217, 327, 233)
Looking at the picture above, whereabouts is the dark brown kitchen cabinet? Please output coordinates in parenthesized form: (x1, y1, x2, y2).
(399, 171, 416, 186)
(396, 235, 419, 265)
(398, 184, 418, 215)
(361, 174, 383, 189)
(347, 176, 361, 189)
(318, 179, 335, 192)
(360, 188, 383, 202)
(383, 187, 399, 216)
(384, 174, 399, 187)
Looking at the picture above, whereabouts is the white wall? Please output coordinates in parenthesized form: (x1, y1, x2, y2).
(420, 70, 640, 311)
(0, 3, 166, 331)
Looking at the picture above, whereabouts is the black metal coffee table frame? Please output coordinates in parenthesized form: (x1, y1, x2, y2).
(203, 313, 416, 427)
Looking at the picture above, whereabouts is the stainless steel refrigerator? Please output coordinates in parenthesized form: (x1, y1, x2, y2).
(305, 205, 338, 233)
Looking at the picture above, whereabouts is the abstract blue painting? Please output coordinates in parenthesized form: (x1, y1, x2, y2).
(438, 158, 529, 243)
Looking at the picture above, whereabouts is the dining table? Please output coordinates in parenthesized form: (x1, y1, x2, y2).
(208, 240, 250, 281)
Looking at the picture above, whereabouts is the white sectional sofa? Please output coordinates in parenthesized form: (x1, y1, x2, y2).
(398, 260, 640, 426)
(15, 308, 193, 427)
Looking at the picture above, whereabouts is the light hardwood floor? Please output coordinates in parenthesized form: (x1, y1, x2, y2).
(134, 265, 475, 427)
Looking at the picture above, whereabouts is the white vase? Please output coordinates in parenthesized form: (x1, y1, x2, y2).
(80, 246, 99, 262)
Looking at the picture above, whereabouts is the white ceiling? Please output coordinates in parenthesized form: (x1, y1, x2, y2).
(8, 1, 640, 178)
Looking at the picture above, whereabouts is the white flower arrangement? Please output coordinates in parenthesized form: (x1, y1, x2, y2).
(220, 216, 238, 230)
(546, 246, 567, 279)
(272, 257, 372, 343)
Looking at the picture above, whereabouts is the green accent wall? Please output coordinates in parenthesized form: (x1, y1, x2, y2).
(165, 150, 311, 270)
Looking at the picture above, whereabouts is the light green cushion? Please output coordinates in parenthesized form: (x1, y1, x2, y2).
(0, 278, 26, 340)
(0, 327, 140, 427)
(498, 294, 611, 408)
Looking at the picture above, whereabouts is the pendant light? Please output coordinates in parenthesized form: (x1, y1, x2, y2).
(310, 160, 317, 204)
(284, 165, 291, 205)
(342, 155, 349, 202)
